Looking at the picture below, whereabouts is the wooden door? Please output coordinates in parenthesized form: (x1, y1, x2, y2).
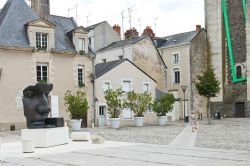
(235, 102, 245, 118)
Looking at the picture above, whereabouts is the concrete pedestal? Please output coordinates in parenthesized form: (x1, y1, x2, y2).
(22, 139, 34, 153)
(71, 132, 91, 141)
(21, 127, 69, 148)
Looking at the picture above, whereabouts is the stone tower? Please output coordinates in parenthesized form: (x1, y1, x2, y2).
(205, 0, 250, 117)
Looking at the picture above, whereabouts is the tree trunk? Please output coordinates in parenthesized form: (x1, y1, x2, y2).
(207, 97, 212, 125)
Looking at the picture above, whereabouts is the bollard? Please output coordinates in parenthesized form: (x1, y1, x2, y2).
(22, 139, 34, 153)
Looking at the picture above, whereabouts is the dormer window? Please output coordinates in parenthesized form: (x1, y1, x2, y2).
(36, 32, 48, 50)
(68, 26, 88, 54)
(26, 19, 55, 51)
(78, 38, 86, 53)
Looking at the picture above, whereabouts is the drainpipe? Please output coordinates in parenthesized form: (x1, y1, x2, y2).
(90, 46, 97, 127)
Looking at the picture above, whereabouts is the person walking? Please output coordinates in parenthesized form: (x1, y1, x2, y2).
(190, 111, 197, 132)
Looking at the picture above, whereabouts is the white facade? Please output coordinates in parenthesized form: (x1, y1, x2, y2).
(95, 60, 157, 126)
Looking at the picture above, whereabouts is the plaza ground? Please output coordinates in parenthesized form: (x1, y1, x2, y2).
(0, 118, 249, 165)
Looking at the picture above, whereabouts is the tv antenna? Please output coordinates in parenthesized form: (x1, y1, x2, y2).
(68, 4, 79, 22)
(128, 6, 136, 29)
(120, 10, 127, 39)
(154, 17, 158, 36)
(86, 13, 91, 26)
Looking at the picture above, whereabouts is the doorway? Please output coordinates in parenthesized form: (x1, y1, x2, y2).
(99, 105, 106, 126)
(235, 102, 245, 118)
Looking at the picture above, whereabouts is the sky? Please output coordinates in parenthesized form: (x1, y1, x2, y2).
(0, 0, 204, 37)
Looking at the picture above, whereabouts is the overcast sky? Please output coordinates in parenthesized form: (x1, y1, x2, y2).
(0, 0, 204, 37)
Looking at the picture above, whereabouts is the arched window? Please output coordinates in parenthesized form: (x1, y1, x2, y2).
(236, 66, 242, 79)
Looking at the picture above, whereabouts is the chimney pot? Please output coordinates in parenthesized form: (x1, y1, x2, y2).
(113, 24, 121, 36)
(31, 0, 50, 19)
(196, 25, 201, 32)
(142, 26, 155, 38)
(124, 28, 139, 40)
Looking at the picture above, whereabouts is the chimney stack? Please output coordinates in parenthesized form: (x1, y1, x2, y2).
(124, 28, 139, 40)
(142, 26, 155, 38)
(196, 25, 201, 32)
(31, 0, 50, 19)
(113, 24, 121, 36)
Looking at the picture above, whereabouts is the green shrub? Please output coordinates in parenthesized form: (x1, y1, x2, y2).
(64, 90, 89, 119)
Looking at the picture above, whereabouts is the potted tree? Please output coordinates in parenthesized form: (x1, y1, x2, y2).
(64, 90, 89, 131)
(104, 88, 124, 129)
(125, 91, 152, 127)
(152, 93, 175, 125)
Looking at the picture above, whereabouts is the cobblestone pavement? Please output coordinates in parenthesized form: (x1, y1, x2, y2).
(195, 118, 250, 152)
(82, 121, 186, 145)
(1, 119, 250, 165)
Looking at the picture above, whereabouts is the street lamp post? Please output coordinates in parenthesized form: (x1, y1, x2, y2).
(181, 85, 187, 122)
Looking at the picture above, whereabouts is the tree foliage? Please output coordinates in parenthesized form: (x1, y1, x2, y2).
(195, 67, 220, 124)
(124, 91, 152, 117)
(104, 88, 124, 118)
(152, 93, 175, 116)
(64, 90, 89, 119)
(195, 67, 220, 98)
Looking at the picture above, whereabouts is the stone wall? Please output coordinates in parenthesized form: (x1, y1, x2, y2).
(246, 0, 250, 101)
(190, 30, 207, 116)
(204, 0, 224, 102)
(132, 36, 167, 92)
(223, 84, 247, 117)
(226, 0, 246, 83)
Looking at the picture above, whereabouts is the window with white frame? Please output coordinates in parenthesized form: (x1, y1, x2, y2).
(122, 80, 131, 92)
(36, 33, 48, 49)
(103, 82, 110, 92)
(173, 68, 180, 84)
(143, 83, 150, 92)
(78, 65, 85, 87)
(37, 63, 48, 83)
(78, 38, 85, 52)
(173, 53, 179, 64)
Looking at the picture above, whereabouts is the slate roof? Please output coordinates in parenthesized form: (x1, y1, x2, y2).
(95, 59, 156, 82)
(97, 35, 148, 52)
(0, 0, 77, 51)
(48, 15, 76, 51)
(86, 21, 106, 31)
(156, 31, 198, 48)
(0, 0, 38, 48)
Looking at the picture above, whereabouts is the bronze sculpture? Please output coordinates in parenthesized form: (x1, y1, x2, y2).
(22, 83, 64, 129)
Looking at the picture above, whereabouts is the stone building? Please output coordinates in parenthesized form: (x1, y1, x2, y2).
(205, 0, 250, 117)
(95, 59, 157, 126)
(155, 26, 207, 120)
(86, 21, 121, 52)
(96, 34, 167, 94)
(0, 0, 94, 131)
